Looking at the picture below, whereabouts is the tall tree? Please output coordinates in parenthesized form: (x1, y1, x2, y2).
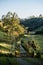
(2, 12, 25, 37)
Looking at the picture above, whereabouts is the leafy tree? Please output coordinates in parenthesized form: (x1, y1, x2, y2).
(1, 12, 25, 38)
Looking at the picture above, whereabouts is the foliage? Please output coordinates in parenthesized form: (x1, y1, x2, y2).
(0, 12, 25, 37)
(20, 18, 43, 31)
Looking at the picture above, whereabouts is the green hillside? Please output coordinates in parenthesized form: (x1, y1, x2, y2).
(34, 26, 43, 31)
(20, 18, 43, 31)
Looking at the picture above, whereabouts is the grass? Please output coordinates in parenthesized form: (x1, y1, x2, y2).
(0, 42, 11, 49)
(0, 31, 7, 39)
(29, 35, 43, 51)
(0, 31, 11, 43)
(0, 31, 43, 65)
(0, 42, 16, 54)
(23, 57, 41, 65)
(0, 57, 21, 65)
(0, 42, 11, 52)
(34, 26, 43, 31)
(22, 35, 43, 51)
(1, 31, 43, 51)
(8, 57, 21, 65)
(0, 57, 8, 65)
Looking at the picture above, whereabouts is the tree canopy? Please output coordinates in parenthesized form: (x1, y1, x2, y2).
(0, 12, 25, 37)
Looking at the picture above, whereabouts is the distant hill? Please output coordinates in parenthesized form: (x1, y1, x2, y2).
(34, 26, 43, 32)
(20, 18, 43, 31)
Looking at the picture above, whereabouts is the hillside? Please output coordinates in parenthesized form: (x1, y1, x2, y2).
(20, 18, 43, 31)
(34, 26, 43, 31)
(0, 31, 11, 42)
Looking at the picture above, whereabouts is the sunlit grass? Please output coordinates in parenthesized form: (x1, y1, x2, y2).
(0, 50, 9, 54)
(22, 35, 43, 51)
(0, 42, 11, 49)
(0, 42, 11, 54)
(0, 42, 16, 54)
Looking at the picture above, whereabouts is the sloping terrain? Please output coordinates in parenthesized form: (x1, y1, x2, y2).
(20, 18, 43, 31)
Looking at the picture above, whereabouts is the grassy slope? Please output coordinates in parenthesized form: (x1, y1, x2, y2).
(0, 31, 6, 39)
(22, 35, 43, 65)
(0, 31, 20, 65)
(0, 31, 11, 42)
(0, 57, 20, 65)
(0, 31, 43, 65)
(34, 26, 43, 31)
(22, 35, 43, 52)
(0, 31, 12, 54)
(0, 31, 43, 52)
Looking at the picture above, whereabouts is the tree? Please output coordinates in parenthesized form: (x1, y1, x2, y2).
(39, 14, 42, 18)
(1, 12, 25, 39)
